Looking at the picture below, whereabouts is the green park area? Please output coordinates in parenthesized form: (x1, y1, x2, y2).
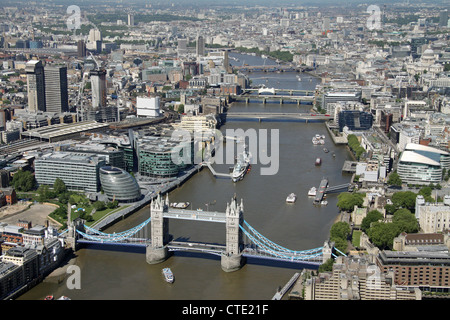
(12, 171, 124, 230)
(321, 186, 440, 271)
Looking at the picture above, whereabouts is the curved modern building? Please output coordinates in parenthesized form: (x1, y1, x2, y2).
(397, 144, 449, 185)
(99, 166, 141, 203)
(404, 143, 450, 170)
(136, 136, 194, 178)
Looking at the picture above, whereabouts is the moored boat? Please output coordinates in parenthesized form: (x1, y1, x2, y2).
(232, 148, 251, 182)
(286, 193, 297, 203)
(162, 268, 174, 283)
(170, 202, 190, 209)
(315, 158, 322, 166)
(308, 187, 317, 196)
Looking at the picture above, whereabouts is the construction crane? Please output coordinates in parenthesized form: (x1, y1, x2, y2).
(89, 52, 101, 70)
(74, 70, 87, 121)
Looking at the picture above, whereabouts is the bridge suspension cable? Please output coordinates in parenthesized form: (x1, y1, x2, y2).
(240, 221, 323, 261)
(242, 220, 323, 255)
(240, 225, 323, 261)
(77, 217, 152, 242)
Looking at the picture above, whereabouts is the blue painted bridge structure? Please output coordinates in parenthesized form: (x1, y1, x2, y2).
(66, 194, 346, 271)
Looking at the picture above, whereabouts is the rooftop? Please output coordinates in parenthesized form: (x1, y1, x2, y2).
(399, 150, 441, 166)
(405, 143, 449, 156)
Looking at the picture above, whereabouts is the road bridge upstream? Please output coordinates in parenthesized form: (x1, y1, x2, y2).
(226, 112, 333, 122)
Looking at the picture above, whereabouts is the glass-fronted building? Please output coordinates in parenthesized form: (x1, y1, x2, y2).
(397, 144, 449, 185)
(338, 110, 373, 132)
(99, 166, 141, 203)
(404, 143, 450, 171)
(136, 135, 194, 178)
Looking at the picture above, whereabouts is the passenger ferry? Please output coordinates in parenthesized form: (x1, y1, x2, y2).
(170, 202, 190, 209)
(162, 268, 174, 283)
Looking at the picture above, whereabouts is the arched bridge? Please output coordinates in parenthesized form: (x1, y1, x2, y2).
(68, 195, 345, 271)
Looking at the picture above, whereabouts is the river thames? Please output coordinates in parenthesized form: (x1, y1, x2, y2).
(18, 53, 353, 300)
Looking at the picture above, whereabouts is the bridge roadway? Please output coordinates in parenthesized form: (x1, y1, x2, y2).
(238, 94, 315, 100)
(243, 88, 315, 95)
(226, 112, 332, 121)
(232, 65, 299, 72)
(77, 237, 323, 266)
(165, 208, 227, 223)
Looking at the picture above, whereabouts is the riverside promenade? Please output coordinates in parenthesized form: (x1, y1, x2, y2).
(325, 122, 347, 145)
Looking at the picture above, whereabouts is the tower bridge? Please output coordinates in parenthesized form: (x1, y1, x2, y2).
(66, 194, 345, 272)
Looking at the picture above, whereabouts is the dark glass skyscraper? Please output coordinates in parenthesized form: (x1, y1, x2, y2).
(338, 110, 373, 132)
(26, 60, 46, 112)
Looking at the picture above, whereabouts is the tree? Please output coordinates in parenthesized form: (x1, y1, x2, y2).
(337, 192, 364, 212)
(37, 185, 55, 203)
(384, 204, 397, 215)
(332, 237, 348, 254)
(368, 222, 400, 249)
(58, 191, 74, 205)
(69, 193, 89, 206)
(53, 178, 67, 195)
(361, 210, 383, 232)
(391, 191, 417, 212)
(330, 222, 351, 240)
(107, 200, 118, 209)
(392, 208, 419, 233)
(93, 201, 106, 211)
(11, 170, 35, 192)
(318, 258, 334, 273)
(387, 171, 402, 187)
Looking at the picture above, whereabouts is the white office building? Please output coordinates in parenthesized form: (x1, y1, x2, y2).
(136, 96, 161, 118)
(35, 152, 107, 193)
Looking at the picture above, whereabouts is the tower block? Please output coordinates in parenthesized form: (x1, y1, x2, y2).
(221, 197, 246, 272)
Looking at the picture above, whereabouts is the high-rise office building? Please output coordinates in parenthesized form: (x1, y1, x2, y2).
(439, 9, 448, 27)
(90, 69, 107, 109)
(26, 60, 46, 112)
(196, 35, 205, 56)
(128, 14, 134, 26)
(177, 38, 187, 55)
(77, 40, 86, 58)
(44, 66, 69, 113)
(88, 28, 102, 43)
(87, 69, 116, 122)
